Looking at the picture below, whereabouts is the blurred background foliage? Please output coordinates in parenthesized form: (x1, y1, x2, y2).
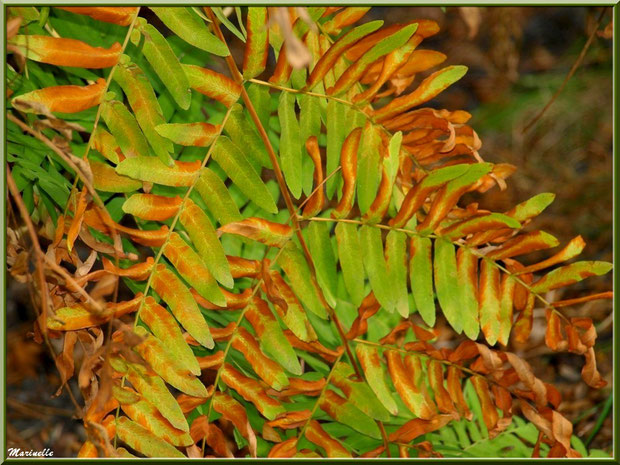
(6, 5, 613, 457)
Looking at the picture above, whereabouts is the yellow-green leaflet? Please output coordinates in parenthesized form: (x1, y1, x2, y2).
(111, 358, 188, 432)
(279, 242, 328, 319)
(307, 20, 384, 91)
(220, 364, 285, 421)
(246, 297, 302, 375)
(374, 65, 468, 123)
(112, 384, 140, 405)
(100, 100, 149, 158)
(150, 7, 228, 56)
(278, 91, 303, 199)
(331, 362, 391, 421)
(319, 390, 382, 439)
(92, 127, 121, 164)
(531, 261, 613, 294)
(299, 92, 322, 197)
(140, 296, 200, 375)
(223, 104, 271, 168)
(90, 161, 141, 193)
(115, 417, 185, 458)
(325, 100, 346, 199)
(507, 193, 556, 222)
(307, 221, 338, 308)
(211, 136, 277, 214)
(232, 327, 290, 390)
(151, 265, 214, 349)
(179, 199, 233, 288)
(155, 122, 219, 147)
(498, 274, 516, 346)
(162, 232, 226, 306)
(134, 21, 191, 110)
(409, 235, 435, 327)
(195, 168, 242, 225)
(133, 326, 208, 397)
(266, 270, 318, 343)
(212, 6, 246, 42)
(479, 259, 501, 345)
(356, 124, 382, 214)
(456, 247, 480, 340)
(434, 238, 462, 334)
(417, 163, 492, 235)
(117, 389, 193, 447)
(113, 59, 174, 166)
(356, 344, 398, 415)
(335, 222, 366, 309)
(116, 448, 137, 458)
(386, 230, 409, 317)
(386, 131, 402, 181)
(115, 157, 199, 187)
(182, 64, 241, 108)
(360, 225, 395, 313)
(243, 7, 269, 79)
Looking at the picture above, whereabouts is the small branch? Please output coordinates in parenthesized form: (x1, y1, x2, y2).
(522, 7, 608, 134)
(7, 168, 50, 334)
(7, 168, 83, 414)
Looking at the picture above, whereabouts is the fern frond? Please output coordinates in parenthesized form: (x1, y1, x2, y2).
(6, 6, 611, 459)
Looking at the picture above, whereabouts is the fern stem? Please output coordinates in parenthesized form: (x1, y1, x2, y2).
(112, 105, 235, 445)
(129, 105, 235, 328)
(248, 60, 427, 176)
(62, 8, 142, 216)
(200, 242, 297, 454)
(378, 421, 392, 457)
(301, 215, 568, 326)
(206, 7, 363, 381)
(249, 78, 365, 112)
(296, 352, 344, 443)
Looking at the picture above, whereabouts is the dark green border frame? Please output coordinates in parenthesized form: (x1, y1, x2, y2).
(1, 2, 617, 463)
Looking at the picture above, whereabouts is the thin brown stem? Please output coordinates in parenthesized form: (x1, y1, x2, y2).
(522, 7, 608, 133)
(8, 168, 104, 315)
(301, 214, 572, 327)
(206, 7, 363, 380)
(7, 168, 50, 335)
(378, 421, 391, 457)
(296, 352, 344, 441)
(7, 168, 82, 414)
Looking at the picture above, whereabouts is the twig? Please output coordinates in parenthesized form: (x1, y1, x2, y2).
(522, 7, 609, 134)
(7, 169, 83, 414)
(7, 169, 105, 316)
(7, 168, 50, 336)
